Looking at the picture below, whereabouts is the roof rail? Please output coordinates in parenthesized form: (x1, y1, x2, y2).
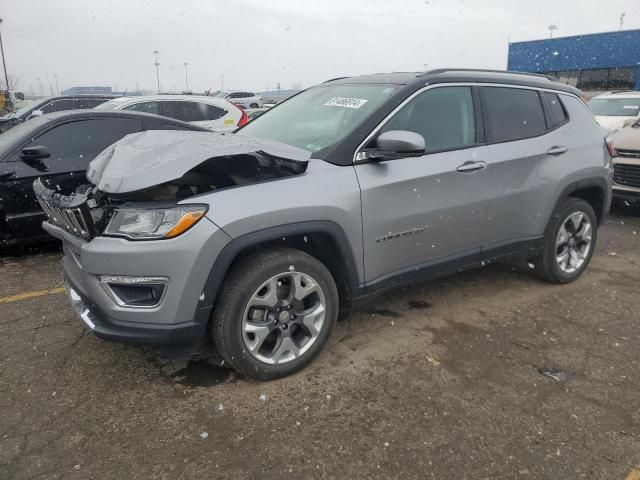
(322, 76, 349, 83)
(421, 68, 558, 81)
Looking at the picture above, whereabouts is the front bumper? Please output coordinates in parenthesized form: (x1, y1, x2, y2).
(44, 218, 231, 357)
(64, 281, 211, 357)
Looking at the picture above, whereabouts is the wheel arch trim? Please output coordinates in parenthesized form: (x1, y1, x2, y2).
(199, 220, 361, 310)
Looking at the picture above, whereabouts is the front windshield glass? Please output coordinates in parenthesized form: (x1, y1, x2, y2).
(237, 84, 399, 152)
(588, 98, 640, 117)
(9, 98, 48, 119)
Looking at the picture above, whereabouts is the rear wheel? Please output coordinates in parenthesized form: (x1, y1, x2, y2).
(211, 248, 338, 380)
(249, 103, 259, 108)
(534, 198, 597, 284)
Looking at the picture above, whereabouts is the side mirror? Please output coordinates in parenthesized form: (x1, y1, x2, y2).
(21, 145, 50, 161)
(358, 130, 426, 162)
(27, 109, 44, 120)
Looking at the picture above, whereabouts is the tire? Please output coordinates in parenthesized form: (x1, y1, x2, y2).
(249, 103, 259, 108)
(534, 198, 598, 284)
(211, 247, 339, 380)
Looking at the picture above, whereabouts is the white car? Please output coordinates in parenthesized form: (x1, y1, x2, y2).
(213, 91, 264, 109)
(94, 95, 247, 131)
(588, 91, 640, 134)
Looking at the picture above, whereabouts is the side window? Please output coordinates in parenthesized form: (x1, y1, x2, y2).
(29, 118, 142, 159)
(541, 92, 568, 129)
(39, 99, 76, 114)
(124, 101, 160, 115)
(227, 92, 240, 99)
(75, 98, 109, 109)
(201, 104, 228, 120)
(161, 122, 195, 131)
(161, 101, 204, 122)
(483, 87, 546, 143)
(380, 86, 476, 152)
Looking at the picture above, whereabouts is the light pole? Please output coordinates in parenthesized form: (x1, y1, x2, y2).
(620, 12, 626, 30)
(0, 19, 10, 92)
(153, 50, 160, 93)
(548, 25, 558, 39)
(54, 74, 60, 95)
(184, 62, 189, 92)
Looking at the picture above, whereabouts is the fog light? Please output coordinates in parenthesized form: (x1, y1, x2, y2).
(100, 275, 168, 308)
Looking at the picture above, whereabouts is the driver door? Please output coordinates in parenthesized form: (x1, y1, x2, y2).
(354, 86, 492, 286)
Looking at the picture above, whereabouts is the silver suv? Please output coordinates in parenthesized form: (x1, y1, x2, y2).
(36, 69, 612, 380)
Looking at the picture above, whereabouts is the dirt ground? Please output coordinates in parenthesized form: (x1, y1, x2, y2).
(1, 207, 640, 480)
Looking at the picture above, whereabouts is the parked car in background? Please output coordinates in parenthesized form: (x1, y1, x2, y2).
(0, 110, 207, 246)
(94, 94, 247, 131)
(1, 90, 27, 112)
(588, 91, 640, 133)
(214, 90, 264, 109)
(0, 95, 117, 133)
(37, 69, 610, 380)
(610, 119, 640, 205)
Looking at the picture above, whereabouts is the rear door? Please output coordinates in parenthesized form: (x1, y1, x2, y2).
(355, 85, 492, 286)
(161, 101, 204, 124)
(2, 117, 142, 241)
(481, 86, 569, 254)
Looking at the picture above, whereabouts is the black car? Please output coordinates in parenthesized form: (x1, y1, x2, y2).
(0, 110, 207, 246)
(0, 95, 117, 133)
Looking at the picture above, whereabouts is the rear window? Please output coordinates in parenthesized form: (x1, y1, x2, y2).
(483, 87, 546, 143)
(542, 92, 568, 128)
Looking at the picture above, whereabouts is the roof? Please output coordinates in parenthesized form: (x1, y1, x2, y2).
(322, 69, 581, 95)
(38, 109, 190, 122)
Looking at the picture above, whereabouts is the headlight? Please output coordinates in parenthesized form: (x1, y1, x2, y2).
(104, 205, 207, 240)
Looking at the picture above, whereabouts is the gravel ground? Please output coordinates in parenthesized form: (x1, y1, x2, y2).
(1, 207, 639, 480)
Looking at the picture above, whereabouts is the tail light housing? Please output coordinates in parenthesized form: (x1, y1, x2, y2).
(236, 106, 249, 127)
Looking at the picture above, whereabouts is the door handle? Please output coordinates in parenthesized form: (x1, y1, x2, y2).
(457, 160, 487, 173)
(547, 146, 568, 156)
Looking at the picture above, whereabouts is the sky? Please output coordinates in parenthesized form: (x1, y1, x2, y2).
(1, 0, 638, 95)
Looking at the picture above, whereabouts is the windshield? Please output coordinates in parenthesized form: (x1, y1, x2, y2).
(588, 98, 640, 117)
(237, 84, 400, 152)
(93, 98, 131, 110)
(4, 98, 48, 119)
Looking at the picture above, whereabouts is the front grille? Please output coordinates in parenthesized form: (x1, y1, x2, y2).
(33, 179, 96, 240)
(613, 163, 640, 189)
(617, 149, 640, 160)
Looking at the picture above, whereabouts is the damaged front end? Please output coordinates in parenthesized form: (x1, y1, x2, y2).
(34, 131, 310, 241)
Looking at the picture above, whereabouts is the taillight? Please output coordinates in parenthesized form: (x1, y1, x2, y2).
(237, 108, 249, 127)
(605, 137, 615, 157)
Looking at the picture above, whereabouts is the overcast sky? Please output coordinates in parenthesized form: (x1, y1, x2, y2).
(1, 0, 638, 95)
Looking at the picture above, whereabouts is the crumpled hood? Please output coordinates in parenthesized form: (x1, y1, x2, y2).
(595, 115, 638, 134)
(611, 124, 640, 151)
(86, 130, 311, 193)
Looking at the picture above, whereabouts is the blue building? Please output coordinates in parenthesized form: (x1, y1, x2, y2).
(508, 29, 640, 91)
(62, 86, 114, 95)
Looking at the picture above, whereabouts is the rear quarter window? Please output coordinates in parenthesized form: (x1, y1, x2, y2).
(483, 87, 546, 143)
(541, 92, 568, 128)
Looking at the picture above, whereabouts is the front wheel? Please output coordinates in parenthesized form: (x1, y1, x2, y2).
(211, 248, 339, 380)
(534, 198, 597, 284)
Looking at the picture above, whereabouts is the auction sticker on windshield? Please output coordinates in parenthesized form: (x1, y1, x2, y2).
(324, 97, 368, 109)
